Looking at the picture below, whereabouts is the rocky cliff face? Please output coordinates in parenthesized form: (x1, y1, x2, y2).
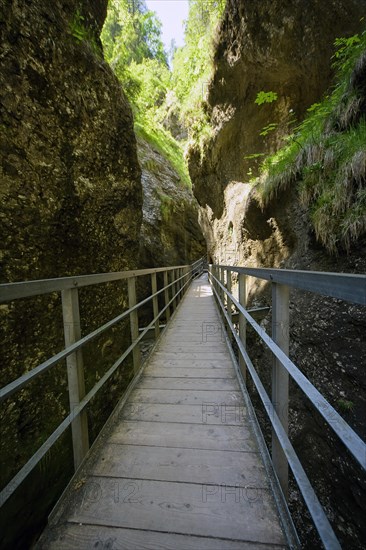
(138, 137, 205, 268)
(0, 0, 142, 282)
(0, 1, 206, 545)
(188, 1, 366, 547)
(0, 1, 204, 548)
(190, 0, 366, 222)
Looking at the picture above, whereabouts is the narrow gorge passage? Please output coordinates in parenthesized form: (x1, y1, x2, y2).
(1, 0, 365, 548)
(37, 275, 289, 550)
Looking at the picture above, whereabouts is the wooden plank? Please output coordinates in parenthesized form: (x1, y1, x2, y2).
(150, 351, 232, 360)
(167, 319, 222, 326)
(120, 403, 248, 426)
(142, 367, 236, 379)
(93, 444, 267, 487)
(162, 332, 224, 343)
(109, 421, 257, 452)
(155, 346, 229, 354)
(39, 523, 287, 550)
(68, 476, 286, 545)
(129, 388, 243, 405)
(145, 359, 234, 369)
(36, 276, 289, 550)
(138, 377, 240, 391)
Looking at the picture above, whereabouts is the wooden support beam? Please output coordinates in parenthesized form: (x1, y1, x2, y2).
(128, 276, 141, 375)
(226, 270, 232, 342)
(163, 270, 170, 321)
(238, 273, 247, 383)
(271, 283, 289, 499)
(172, 269, 177, 311)
(61, 288, 89, 470)
(151, 272, 160, 339)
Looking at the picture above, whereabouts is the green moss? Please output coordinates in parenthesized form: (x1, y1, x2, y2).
(135, 120, 191, 188)
(158, 192, 174, 222)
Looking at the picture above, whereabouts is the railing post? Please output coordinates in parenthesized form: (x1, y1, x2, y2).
(151, 272, 160, 339)
(226, 269, 232, 341)
(180, 267, 184, 299)
(272, 282, 290, 499)
(238, 273, 247, 384)
(61, 288, 89, 470)
(214, 265, 219, 303)
(176, 268, 180, 304)
(219, 267, 225, 314)
(172, 269, 177, 311)
(128, 276, 141, 374)
(163, 270, 171, 321)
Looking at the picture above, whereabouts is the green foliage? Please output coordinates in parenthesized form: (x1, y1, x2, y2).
(170, 0, 226, 144)
(101, 0, 192, 185)
(101, 0, 168, 110)
(260, 123, 278, 136)
(244, 153, 266, 160)
(334, 35, 361, 58)
(101, 0, 167, 66)
(158, 192, 174, 222)
(337, 398, 355, 412)
(257, 29, 366, 253)
(135, 122, 191, 187)
(101, 0, 227, 184)
(69, 10, 100, 55)
(255, 91, 278, 105)
(70, 11, 88, 41)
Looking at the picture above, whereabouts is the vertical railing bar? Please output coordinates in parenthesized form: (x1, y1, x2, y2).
(128, 276, 141, 375)
(151, 272, 160, 339)
(172, 269, 177, 311)
(272, 282, 290, 499)
(226, 269, 232, 342)
(163, 270, 171, 322)
(180, 267, 184, 300)
(238, 273, 247, 384)
(220, 267, 225, 319)
(61, 288, 89, 470)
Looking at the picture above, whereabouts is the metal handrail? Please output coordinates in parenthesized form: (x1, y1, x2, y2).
(0, 265, 193, 302)
(208, 264, 366, 550)
(218, 265, 366, 305)
(0, 258, 205, 507)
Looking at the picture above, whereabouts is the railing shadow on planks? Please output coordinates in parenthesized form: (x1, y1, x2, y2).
(0, 258, 205, 509)
(209, 264, 366, 550)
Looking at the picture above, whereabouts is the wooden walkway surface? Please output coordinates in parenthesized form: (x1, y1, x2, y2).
(38, 275, 288, 549)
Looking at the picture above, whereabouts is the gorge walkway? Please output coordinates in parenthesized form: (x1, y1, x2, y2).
(1, 261, 365, 549)
(37, 275, 289, 549)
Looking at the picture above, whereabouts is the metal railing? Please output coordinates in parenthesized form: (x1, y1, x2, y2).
(0, 258, 205, 507)
(208, 264, 366, 550)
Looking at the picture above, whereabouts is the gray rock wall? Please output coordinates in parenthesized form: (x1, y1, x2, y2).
(0, 1, 142, 546)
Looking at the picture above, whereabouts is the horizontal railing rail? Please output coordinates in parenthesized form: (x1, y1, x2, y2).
(0, 265, 195, 302)
(218, 265, 366, 305)
(0, 258, 205, 507)
(208, 264, 366, 550)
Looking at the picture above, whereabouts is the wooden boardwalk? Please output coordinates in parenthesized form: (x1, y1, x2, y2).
(38, 275, 288, 549)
